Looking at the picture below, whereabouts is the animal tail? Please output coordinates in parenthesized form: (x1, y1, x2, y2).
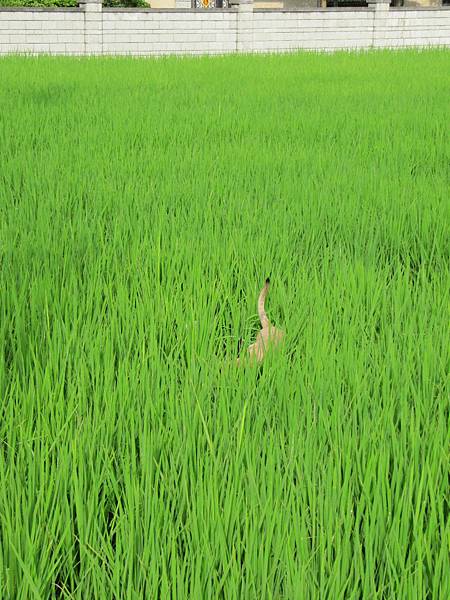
(258, 278, 270, 329)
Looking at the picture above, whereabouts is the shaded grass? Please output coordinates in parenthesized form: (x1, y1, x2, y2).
(0, 50, 449, 598)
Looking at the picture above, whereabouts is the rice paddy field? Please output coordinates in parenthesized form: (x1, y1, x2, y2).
(0, 49, 449, 598)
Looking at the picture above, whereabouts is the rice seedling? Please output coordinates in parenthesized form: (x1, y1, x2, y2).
(0, 49, 449, 598)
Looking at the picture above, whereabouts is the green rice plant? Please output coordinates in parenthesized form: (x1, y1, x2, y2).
(0, 49, 449, 599)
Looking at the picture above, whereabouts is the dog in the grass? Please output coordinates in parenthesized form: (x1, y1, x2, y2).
(237, 278, 284, 366)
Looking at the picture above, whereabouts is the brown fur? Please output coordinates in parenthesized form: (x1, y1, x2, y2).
(237, 278, 284, 366)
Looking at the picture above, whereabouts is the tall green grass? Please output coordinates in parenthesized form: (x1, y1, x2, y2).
(0, 50, 449, 598)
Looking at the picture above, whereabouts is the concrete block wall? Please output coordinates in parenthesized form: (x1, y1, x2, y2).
(252, 9, 375, 51)
(0, 2, 449, 56)
(102, 9, 237, 55)
(0, 9, 84, 55)
(375, 9, 450, 47)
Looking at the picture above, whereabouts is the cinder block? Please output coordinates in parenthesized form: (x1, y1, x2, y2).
(119, 13, 141, 21)
(145, 20, 160, 30)
(166, 12, 184, 21)
(109, 32, 131, 41)
(171, 20, 193, 30)
(136, 41, 153, 51)
(323, 18, 373, 29)
(102, 15, 118, 25)
(24, 21, 43, 30)
(101, 20, 115, 31)
(59, 20, 81, 30)
(126, 20, 148, 30)
(34, 12, 66, 21)
(48, 43, 66, 52)
(64, 42, 84, 52)
(23, 33, 46, 43)
(215, 32, 234, 42)
(86, 33, 102, 44)
(64, 12, 83, 21)
(29, 42, 51, 51)
(0, 12, 33, 21)
(159, 20, 179, 30)
(116, 41, 140, 51)
(40, 20, 66, 31)
(237, 12, 253, 24)
(125, 33, 147, 42)
(58, 33, 83, 43)
(85, 14, 102, 23)
(105, 21, 129, 31)
(85, 43, 103, 52)
(152, 33, 174, 43)
(224, 17, 236, 29)
(7, 33, 27, 43)
(42, 34, 59, 43)
(179, 32, 203, 42)
(0, 20, 23, 30)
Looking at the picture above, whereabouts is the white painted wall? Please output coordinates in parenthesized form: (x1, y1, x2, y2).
(102, 10, 237, 55)
(375, 9, 450, 47)
(252, 10, 375, 51)
(0, 9, 84, 55)
(0, 4, 449, 56)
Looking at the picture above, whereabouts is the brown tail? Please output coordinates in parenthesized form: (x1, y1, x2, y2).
(258, 278, 270, 329)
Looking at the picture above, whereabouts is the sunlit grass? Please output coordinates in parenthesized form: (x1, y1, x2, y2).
(0, 50, 449, 598)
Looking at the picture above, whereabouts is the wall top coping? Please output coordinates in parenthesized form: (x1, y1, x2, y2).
(0, 5, 449, 13)
(254, 7, 372, 11)
(0, 6, 82, 11)
(389, 5, 450, 9)
(103, 7, 237, 11)
(254, 6, 450, 11)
